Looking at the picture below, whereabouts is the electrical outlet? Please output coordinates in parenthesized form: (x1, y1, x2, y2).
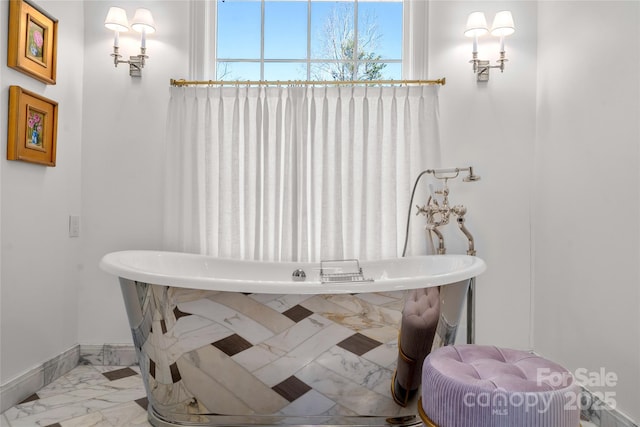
(69, 215, 80, 238)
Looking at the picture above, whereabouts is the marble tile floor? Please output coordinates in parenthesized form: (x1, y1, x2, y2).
(1, 365, 151, 427)
(0, 364, 604, 427)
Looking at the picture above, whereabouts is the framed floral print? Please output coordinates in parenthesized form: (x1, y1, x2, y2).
(7, 0, 58, 84)
(7, 86, 58, 166)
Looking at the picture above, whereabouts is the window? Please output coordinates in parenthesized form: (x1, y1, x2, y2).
(215, 0, 403, 81)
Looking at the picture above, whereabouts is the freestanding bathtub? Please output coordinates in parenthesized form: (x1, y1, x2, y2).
(100, 250, 486, 427)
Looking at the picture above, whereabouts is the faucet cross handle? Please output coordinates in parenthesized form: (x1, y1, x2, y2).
(452, 205, 467, 217)
(416, 204, 429, 216)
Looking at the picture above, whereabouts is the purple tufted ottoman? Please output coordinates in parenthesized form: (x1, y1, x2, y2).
(419, 345, 580, 427)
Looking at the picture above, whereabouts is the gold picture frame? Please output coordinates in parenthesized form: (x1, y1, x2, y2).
(7, 86, 58, 167)
(7, 0, 58, 84)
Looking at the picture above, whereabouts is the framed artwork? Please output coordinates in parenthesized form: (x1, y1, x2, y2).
(7, 0, 58, 84)
(7, 86, 58, 167)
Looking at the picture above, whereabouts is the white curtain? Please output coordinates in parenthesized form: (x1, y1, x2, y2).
(164, 84, 441, 262)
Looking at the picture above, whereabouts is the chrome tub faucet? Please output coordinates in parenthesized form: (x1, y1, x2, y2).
(416, 186, 476, 256)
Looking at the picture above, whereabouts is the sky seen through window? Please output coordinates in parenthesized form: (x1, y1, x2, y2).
(216, 0, 403, 81)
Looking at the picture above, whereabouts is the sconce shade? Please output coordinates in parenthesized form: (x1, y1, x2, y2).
(131, 8, 156, 34)
(464, 12, 489, 37)
(104, 7, 129, 32)
(491, 11, 515, 37)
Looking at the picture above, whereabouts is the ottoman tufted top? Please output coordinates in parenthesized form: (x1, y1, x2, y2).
(421, 344, 580, 427)
(428, 344, 574, 392)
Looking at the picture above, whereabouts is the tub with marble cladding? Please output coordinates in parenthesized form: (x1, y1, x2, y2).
(136, 283, 407, 421)
(121, 280, 460, 427)
(100, 250, 487, 426)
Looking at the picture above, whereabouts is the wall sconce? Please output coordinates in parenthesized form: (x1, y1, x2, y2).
(465, 11, 515, 82)
(104, 7, 155, 77)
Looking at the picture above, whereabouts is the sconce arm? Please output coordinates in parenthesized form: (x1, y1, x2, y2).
(110, 47, 148, 77)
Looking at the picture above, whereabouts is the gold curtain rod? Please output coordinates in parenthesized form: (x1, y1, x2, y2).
(170, 78, 446, 87)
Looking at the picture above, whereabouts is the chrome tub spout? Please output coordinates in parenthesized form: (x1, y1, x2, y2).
(428, 225, 446, 255)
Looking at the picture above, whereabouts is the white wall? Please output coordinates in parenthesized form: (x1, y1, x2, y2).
(78, 0, 189, 344)
(428, 1, 538, 350)
(0, 0, 85, 383)
(0, 0, 190, 385)
(78, 0, 540, 352)
(534, 1, 640, 422)
(1, 0, 638, 423)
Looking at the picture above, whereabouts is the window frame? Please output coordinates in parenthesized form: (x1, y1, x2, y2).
(188, 0, 428, 81)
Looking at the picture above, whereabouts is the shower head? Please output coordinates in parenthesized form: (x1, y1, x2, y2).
(463, 167, 481, 182)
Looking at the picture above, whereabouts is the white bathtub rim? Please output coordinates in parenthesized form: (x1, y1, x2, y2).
(100, 250, 486, 294)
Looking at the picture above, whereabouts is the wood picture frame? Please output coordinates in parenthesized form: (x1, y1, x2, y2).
(7, 0, 58, 84)
(7, 86, 58, 167)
